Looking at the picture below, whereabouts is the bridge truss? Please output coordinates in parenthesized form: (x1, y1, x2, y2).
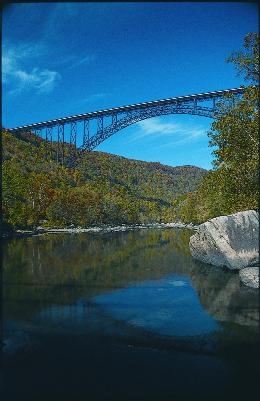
(7, 87, 245, 164)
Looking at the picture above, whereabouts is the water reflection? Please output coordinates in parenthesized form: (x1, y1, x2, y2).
(92, 274, 220, 337)
(190, 262, 259, 328)
(3, 229, 194, 313)
(2, 228, 259, 354)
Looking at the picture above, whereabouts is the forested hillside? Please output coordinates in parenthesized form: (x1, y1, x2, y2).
(3, 34, 258, 232)
(2, 129, 206, 230)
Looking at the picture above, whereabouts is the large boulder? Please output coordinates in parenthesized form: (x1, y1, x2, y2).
(239, 266, 259, 288)
(189, 210, 259, 270)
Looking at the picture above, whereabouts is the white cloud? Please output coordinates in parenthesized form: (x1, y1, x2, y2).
(14, 68, 61, 94)
(2, 55, 14, 83)
(2, 43, 61, 95)
(137, 119, 181, 137)
(130, 117, 206, 147)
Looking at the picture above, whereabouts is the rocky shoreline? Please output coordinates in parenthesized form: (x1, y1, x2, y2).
(189, 210, 259, 289)
(3, 212, 258, 289)
(2, 221, 198, 238)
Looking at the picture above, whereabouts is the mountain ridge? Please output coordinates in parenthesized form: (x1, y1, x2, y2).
(2, 129, 207, 229)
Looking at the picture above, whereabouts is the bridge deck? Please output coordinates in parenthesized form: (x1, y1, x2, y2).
(8, 87, 245, 132)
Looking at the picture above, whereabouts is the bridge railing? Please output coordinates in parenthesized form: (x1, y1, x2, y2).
(8, 87, 245, 132)
(6, 87, 246, 163)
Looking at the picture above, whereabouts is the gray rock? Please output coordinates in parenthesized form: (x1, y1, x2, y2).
(239, 266, 259, 288)
(189, 210, 259, 270)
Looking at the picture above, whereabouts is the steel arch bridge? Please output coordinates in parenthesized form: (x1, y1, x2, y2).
(8, 87, 244, 162)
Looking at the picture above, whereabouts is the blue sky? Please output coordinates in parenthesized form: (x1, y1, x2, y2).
(2, 2, 258, 169)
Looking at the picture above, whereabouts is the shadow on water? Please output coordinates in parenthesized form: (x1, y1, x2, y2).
(1, 229, 259, 401)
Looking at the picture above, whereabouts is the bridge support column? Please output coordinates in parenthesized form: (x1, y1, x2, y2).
(70, 122, 77, 148)
(57, 124, 65, 164)
(97, 116, 104, 133)
(45, 126, 53, 161)
(112, 114, 117, 125)
(8, 87, 245, 159)
(83, 120, 90, 149)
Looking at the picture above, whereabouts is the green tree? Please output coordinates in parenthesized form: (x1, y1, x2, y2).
(177, 33, 259, 223)
(226, 32, 259, 83)
(2, 160, 28, 228)
(26, 172, 55, 226)
(206, 33, 259, 213)
(208, 85, 258, 212)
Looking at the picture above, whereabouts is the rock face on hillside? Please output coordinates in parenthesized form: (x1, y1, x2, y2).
(189, 210, 259, 271)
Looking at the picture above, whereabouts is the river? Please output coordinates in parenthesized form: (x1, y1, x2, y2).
(1, 228, 259, 401)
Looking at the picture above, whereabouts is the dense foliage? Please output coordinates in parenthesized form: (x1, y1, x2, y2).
(2, 129, 206, 230)
(2, 33, 258, 230)
(177, 33, 259, 223)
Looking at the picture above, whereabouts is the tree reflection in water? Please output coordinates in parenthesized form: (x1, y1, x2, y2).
(2, 229, 259, 401)
(3, 229, 258, 346)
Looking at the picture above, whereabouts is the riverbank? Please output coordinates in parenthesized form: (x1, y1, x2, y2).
(2, 222, 199, 238)
(189, 210, 259, 289)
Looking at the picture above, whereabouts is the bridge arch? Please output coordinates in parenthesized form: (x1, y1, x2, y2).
(83, 105, 215, 150)
(7, 87, 244, 161)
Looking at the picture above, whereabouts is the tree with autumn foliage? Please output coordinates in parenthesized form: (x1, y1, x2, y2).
(178, 32, 259, 222)
(207, 32, 259, 213)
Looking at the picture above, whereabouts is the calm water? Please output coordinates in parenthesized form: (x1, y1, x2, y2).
(1, 229, 259, 401)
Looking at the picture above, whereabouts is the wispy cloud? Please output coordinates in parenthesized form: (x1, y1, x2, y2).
(130, 117, 206, 147)
(136, 119, 181, 138)
(2, 43, 61, 95)
(41, 3, 81, 40)
(13, 68, 61, 94)
(68, 54, 96, 69)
